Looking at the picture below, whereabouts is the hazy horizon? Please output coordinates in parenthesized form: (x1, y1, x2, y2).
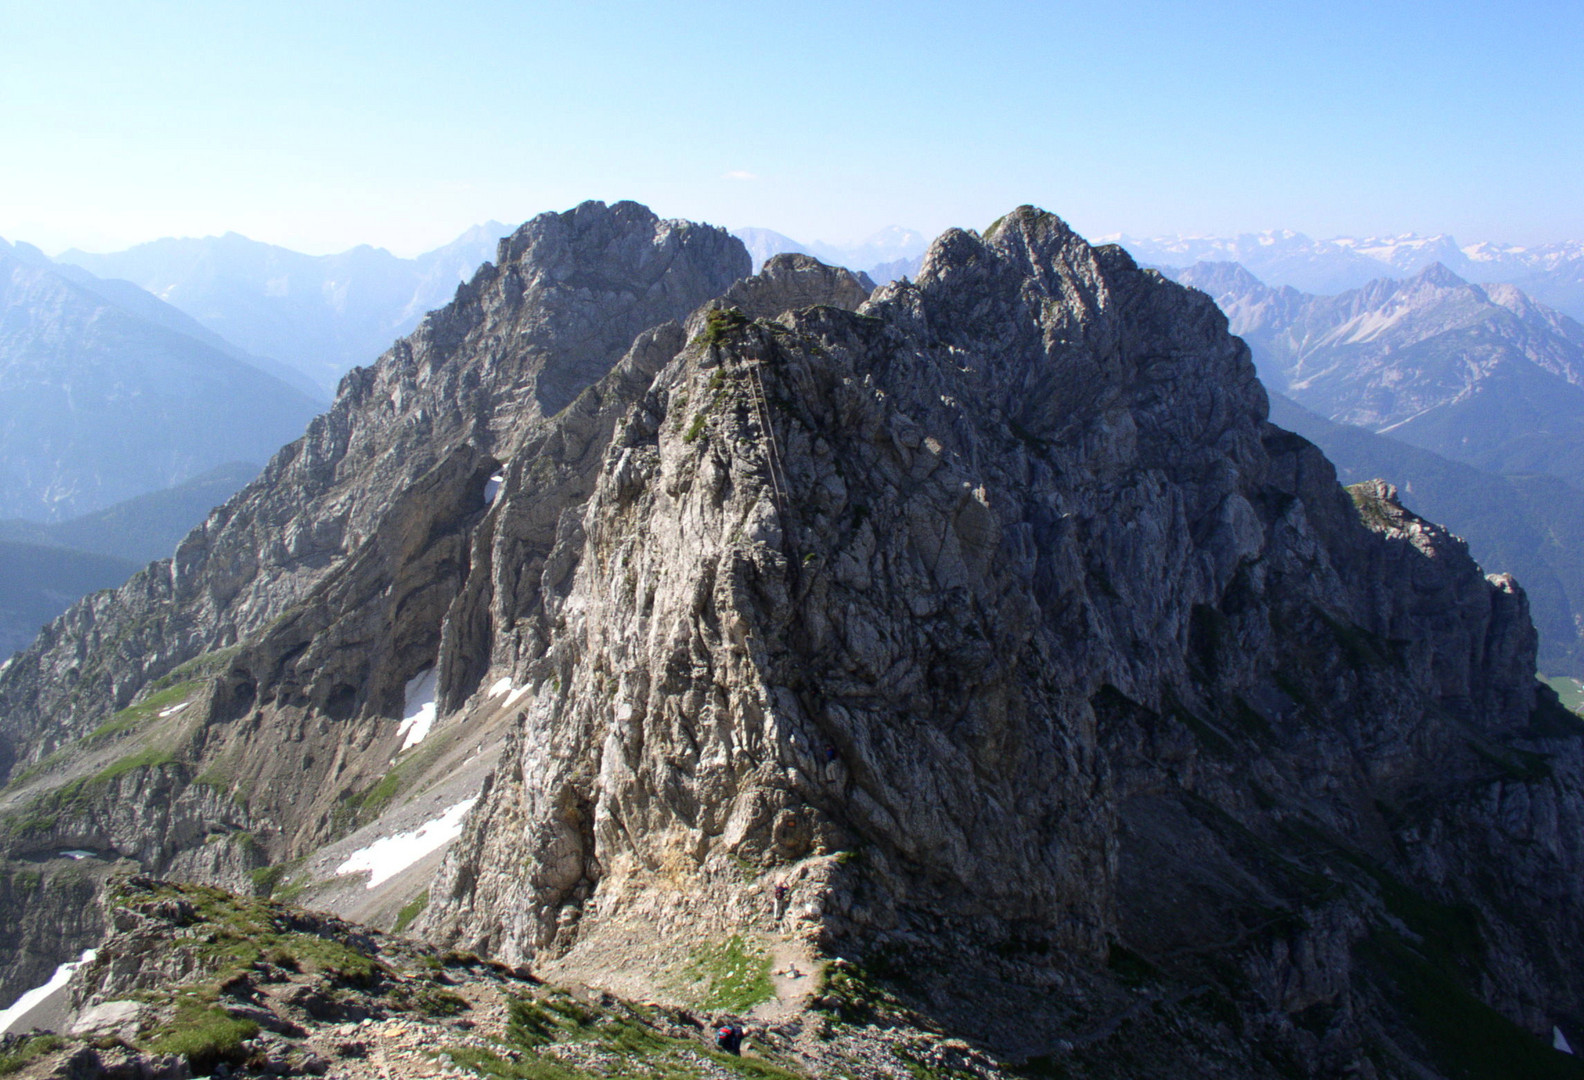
(2, 1, 1580, 258)
(8, 215, 1584, 268)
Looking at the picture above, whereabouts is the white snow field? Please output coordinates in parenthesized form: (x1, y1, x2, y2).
(0, 949, 97, 1035)
(397, 668, 438, 752)
(333, 797, 479, 889)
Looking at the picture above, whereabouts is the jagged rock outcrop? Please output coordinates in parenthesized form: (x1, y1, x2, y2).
(714, 253, 874, 318)
(0, 201, 749, 778)
(416, 208, 1584, 1072)
(5, 202, 1584, 1078)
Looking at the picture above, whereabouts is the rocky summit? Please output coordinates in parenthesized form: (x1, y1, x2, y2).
(1, 201, 1582, 1080)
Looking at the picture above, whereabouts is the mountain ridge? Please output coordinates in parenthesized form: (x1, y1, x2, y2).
(56, 223, 511, 394)
(1, 203, 1582, 1079)
(1176, 259, 1584, 486)
(1121, 229, 1584, 321)
(0, 245, 321, 522)
(1265, 391, 1584, 676)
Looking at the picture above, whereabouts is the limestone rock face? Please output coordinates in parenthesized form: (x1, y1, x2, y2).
(0, 201, 748, 777)
(711, 253, 873, 321)
(4, 202, 1583, 1075)
(416, 209, 1583, 1066)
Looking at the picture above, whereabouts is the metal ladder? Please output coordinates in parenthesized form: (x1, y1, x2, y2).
(747, 360, 791, 520)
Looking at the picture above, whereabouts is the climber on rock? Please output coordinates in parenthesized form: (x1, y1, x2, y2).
(714, 1022, 743, 1055)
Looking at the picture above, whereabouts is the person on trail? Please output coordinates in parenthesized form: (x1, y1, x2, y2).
(773, 880, 788, 920)
(715, 1022, 743, 1055)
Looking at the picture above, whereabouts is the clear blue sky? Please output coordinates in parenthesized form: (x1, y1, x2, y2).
(2, 0, 1579, 255)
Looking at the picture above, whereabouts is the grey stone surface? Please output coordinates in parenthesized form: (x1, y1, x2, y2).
(0, 200, 748, 780)
(3, 203, 1583, 1074)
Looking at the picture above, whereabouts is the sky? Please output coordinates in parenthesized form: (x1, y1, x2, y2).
(1, 0, 1580, 256)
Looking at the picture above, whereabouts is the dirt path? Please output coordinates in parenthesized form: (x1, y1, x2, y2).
(751, 935, 819, 1023)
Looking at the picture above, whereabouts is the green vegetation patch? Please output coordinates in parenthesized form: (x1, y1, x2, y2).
(0, 1034, 64, 1076)
(680, 934, 774, 1012)
(1347, 484, 1401, 533)
(333, 770, 404, 833)
(1543, 675, 1584, 715)
(389, 979, 469, 1018)
(892, 1042, 983, 1080)
(700, 307, 751, 347)
(5, 741, 186, 840)
(88, 680, 203, 742)
(93, 745, 179, 785)
(249, 862, 290, 898)
(811, 960, 913, 1028)
(0, 749, 70, 793)
(394, 889, 430, 933)
(110, 877, 387, 989)
(446, 988, 806, 1080)
(1537, 679, 1584, 738)
(142, 994, 260, 1074)
(0, 798, 62, 838)
(331, 733, 455, 836)
(444, 1045, 588, 1080)
(507, 994, 599, 1048)
(149, 646, 242, 691)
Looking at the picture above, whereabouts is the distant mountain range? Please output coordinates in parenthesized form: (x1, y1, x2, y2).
(0, 462, 259, 659)
(736, 224, 1584, 321)
(0, 460, 258, 565)
(0, 541, 137, 657)
(1, 238, 321, 399)
(57, 223, 508, 394)
(0, 240, 320, 522)
(733, 225, 926, 282)
(0, 219, 504, 659)
(1120, 230, 1584, 321)
(1178, 261, 1584, 486)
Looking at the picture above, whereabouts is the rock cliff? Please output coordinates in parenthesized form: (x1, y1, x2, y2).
(0, 200, 748, 778)
(3, 203, 1583, 1079)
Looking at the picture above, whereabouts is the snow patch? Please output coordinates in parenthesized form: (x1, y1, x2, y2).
(503, 685, 530, 709)
(0, 949, 97, 1035)
(58, 850, 94, 860)
(484, 474, 505, 504)
(487, 677, 513, 698)
(158, 702, 189, 718)
(397, 669, 438, 752)
(334, 798, 478, 889)
(1556, 1026, 1574, 1054)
